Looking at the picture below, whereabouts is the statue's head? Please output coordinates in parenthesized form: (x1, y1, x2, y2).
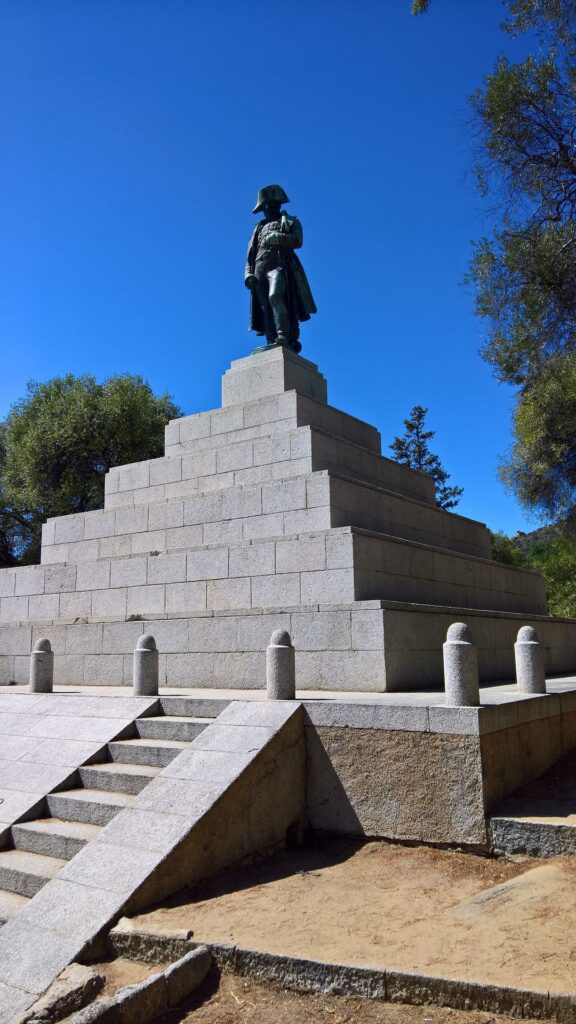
(253, 183, 289, 214)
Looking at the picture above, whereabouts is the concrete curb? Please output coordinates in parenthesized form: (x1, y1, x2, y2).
(109, 926, 576, 1022)
(60, 945, 211, 1024)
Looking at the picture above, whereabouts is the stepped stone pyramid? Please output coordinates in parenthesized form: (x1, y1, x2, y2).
(1, 345, 574, 690)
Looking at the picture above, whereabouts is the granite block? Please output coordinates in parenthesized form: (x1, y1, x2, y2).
(276, 536, 326, 574)
(147, 552, 187, 585)
(251, 573, 300, 608)
(14, 569, 45, 597)
(165, 582, 207, 613)
(59, 841, 160, 894)
(229, 542, 275, 578)
(207, 577, 251, 610)
(187, 547, 229, 582)
(126, 585, 165, 616)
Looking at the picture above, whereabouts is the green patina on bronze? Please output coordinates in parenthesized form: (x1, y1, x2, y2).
(245, 184, 317, 355)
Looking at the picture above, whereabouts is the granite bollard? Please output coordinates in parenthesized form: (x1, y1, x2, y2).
(443, 622, 479, 706)
(514, 625, 546, 694)
(133, 634, 159, 696)
(266, 629, 296, 700)
(29, 637, 54, 693)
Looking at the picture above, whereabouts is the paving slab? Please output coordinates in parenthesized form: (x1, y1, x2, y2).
(0, 980, 33, 1021)
(58, 839, 162, 895)
(9, 876, 123, 940)
(6, 674, 576, 707)
(0, 693, 157, 829)
(92, 807, 191, 854)
(0, 890, 28, 924)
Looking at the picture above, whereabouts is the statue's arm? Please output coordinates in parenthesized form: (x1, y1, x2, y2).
(245, 227, 258, 282)
(266, 217, 303, 250)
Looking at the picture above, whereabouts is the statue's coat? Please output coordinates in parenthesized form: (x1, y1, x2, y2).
(245, 214, 317, 336)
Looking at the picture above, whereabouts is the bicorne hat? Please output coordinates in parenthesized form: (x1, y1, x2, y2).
(253, 184, 290, 214)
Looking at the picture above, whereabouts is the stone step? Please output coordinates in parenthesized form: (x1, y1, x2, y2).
(79, 761, 160, 795)
(159, 696, 228, 718)
(11, 818, 101, 861)
(0, 889, 29, 926)
(108, 738, 190, 768)
(135, 715, 212, 742)
(490, 816, 576, 857)
(0, 849, 66, 898)
(47, 787, 135, 825)
(108, 422, 434, 513)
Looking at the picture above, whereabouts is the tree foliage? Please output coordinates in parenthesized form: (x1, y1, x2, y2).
(465, 0, 576, 520)
(469, 41, 576, 387)
(390, 405, 464, 510)
(492, 524, 576, 616)
(500, 351, 576, 521)
(0, 374, 181, 566)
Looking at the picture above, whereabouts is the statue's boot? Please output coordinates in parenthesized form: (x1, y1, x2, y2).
(273, 313, 302, 354)
(262, 310, 277, 345)
(273, 313, 291, 347)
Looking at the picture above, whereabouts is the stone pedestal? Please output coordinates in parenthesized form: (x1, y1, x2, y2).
(1, 344, 574, 691)
(221, 345, 327, 407)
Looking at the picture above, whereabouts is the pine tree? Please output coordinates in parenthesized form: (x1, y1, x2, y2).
(390, 405, 464, 511)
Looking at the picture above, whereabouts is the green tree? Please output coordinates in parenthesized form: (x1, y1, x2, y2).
(466, 0, 576, 518)
(0, 425, 28, 567)
(390, 405, 464, 510)
(529, 530, 576, 616)
(492, 524, 576, 616)
(490, 529, 527, 566)
(500, 352, 576, 522)
(1, 374, 181, 565)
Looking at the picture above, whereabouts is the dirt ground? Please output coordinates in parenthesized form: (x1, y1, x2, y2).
(152, 972, 555, 1024)
(91, 955, 158, 996)
(130, 837, 576, 996)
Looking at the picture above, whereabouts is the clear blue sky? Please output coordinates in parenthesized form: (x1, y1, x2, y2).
(0, 0, 539, 535)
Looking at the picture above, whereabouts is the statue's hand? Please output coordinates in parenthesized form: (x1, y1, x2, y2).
(245, 275, 256, 290)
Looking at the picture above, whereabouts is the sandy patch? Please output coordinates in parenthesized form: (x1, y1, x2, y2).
(128, 839, 576, 996)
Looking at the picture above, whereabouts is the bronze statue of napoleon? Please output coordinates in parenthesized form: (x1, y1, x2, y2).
(245, 184, 317, 354)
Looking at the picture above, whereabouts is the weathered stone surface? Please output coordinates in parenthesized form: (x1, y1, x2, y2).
(164, 946, 211, 1006)
(222, 347, 328, 407)
(305, 725, 488, 845)
(16, 963, 104, 1023)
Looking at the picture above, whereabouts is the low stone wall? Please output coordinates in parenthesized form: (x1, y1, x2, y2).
(304, 690, 576, 847)
(2, 600, 575, 691)
(381, 603, 576, 690)
(0, 604, 386, 690)
(305, 712, 487, 846)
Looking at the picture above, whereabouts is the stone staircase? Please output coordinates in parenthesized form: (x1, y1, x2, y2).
(0, 699, 219, 927)
(0, 697, 303, 1023)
